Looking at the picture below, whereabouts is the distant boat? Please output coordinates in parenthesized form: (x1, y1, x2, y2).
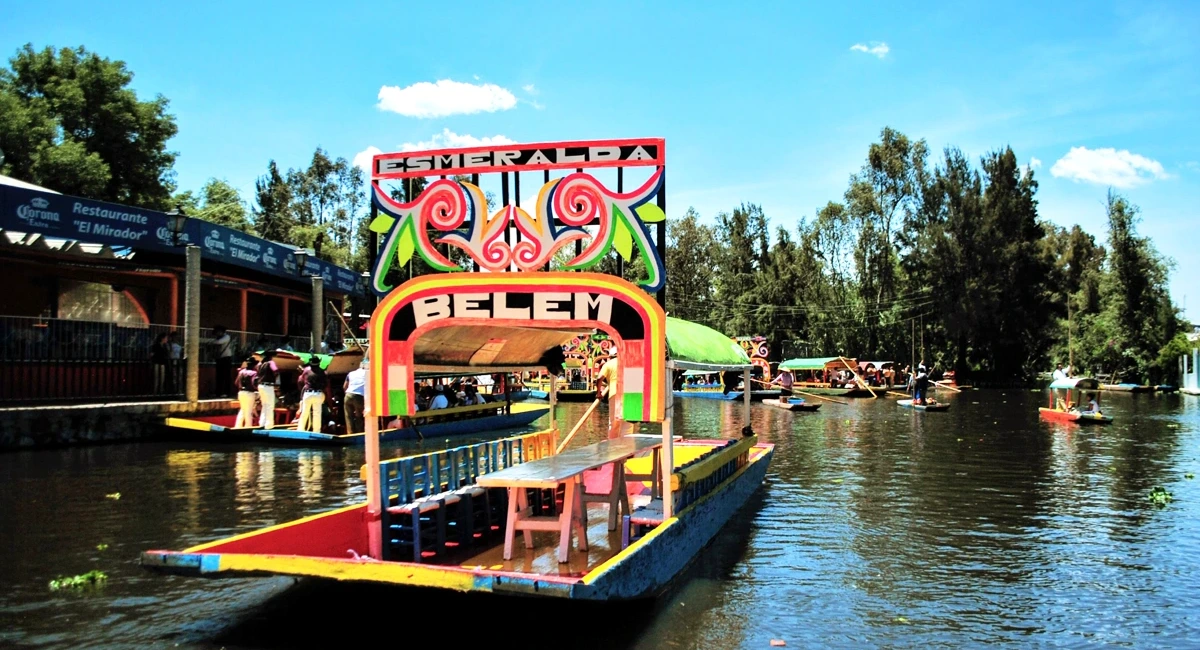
(777, 356, 877, 397)
(1040, 377, 1114, 424)
(896, 399, 949, 412)
(764, 397, 820, 412)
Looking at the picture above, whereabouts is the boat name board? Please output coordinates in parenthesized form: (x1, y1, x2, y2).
(412, 291, 615, 328)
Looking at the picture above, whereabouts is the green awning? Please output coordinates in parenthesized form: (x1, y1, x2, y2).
(780, 356, 845, 371)
(666, 317, 752, 371)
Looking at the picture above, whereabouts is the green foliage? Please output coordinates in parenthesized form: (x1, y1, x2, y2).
(655, 128, 1179, 384)
(49, 570, 107, 591)
(0, 44, 178, 207)
(1148, 485, 1172, 507)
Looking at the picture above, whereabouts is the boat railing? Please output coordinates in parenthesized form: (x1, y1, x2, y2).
(375, 428, 555, 562)
(669, 437, 755, 513)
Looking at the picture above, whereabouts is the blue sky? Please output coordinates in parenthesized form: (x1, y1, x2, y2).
(3, 0, 1198, 319)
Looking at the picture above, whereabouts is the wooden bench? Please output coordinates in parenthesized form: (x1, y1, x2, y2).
(478, 436, 663, 563)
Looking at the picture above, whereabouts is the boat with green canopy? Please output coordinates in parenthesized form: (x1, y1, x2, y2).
(777, 356, 875, 397)
(669, 317, 753, 401)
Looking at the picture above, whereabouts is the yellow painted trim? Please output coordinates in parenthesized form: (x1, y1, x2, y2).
(669, 435, 757, 491)
(164, 417, 219, 432)
(216, 554, 479, 591)
(184, 502, 366, 552)
(582, 442, 772, 586)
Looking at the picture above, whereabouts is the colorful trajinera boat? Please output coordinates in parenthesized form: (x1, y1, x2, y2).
(777, 356, 877, 397)
(141, 137, 774, 601)
(1040, 377, 1113, 424)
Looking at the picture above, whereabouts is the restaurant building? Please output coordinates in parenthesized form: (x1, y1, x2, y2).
(0, 174, 366, 408)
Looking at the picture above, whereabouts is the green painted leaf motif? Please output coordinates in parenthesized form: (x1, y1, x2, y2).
(612, 216, 634, 261)
(369, 214, 396, 234)
(397, 223, 416, 266)
(635, 203, 666, 223)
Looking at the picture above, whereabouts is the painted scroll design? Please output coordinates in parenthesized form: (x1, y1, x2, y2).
(368, 170, 665, 296)
(737, 336, 771, 382)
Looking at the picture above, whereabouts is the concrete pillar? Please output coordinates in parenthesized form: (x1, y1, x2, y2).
(311, 276, 324, 353)
(184, 246, 201, 403)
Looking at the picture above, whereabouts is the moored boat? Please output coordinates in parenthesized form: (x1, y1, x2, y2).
(140, 137, 773, 602)
(1040, 377, 1114, 424)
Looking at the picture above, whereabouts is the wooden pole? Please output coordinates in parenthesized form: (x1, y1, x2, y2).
(750, 378, 849, 405)
(933, 380, 962, 393)
(887, 390, 911, 398)
(329, 301, 364, 350)
(840, 357, 877, 398)
(556, 398, 601, 454)
(184, 245, 201, 404)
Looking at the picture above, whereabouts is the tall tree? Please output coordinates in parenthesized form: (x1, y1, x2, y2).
(253, 161, 294, 244)
(664, 207, 716, 323)
(0, 44, 177, 207)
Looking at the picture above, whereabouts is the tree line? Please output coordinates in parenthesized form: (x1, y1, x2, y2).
(661, 128, 1186, 384)
(1, 45, 1187, 384)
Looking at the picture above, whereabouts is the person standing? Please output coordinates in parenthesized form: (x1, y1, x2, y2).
(256, 351, 279, 429)
(1052, 363, 1067, 381)
(151, 333, 170, 394)
(342, 360, 367, 434)
(771, 368, 795, 397)
(234, 358, 259, 428)
(914, 364, 930, 405)
(168, 332, 183, 393)
(596, 350, 621, 436)
(296, 358, 327, 432)
(211, 326, 235, 397)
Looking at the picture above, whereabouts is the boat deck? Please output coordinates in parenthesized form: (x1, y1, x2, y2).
(455, 501, 633, 577)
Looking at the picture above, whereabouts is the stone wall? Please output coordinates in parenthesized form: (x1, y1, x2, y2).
(0, 399, 237, 450)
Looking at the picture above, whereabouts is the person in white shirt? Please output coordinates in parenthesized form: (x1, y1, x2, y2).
(1052, 363, 1067, 381)
(428, 385, 450, 410)
(211, 326, 235, 397)
(596, 350, 621, 436)
(342, 360, 367, 434)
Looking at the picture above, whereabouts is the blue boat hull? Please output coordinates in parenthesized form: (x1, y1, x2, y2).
(249, 406, 550, 446)
(672, 390, 744, 401)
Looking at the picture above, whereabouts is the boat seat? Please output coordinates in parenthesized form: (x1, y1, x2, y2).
(621, 499, 666, 548)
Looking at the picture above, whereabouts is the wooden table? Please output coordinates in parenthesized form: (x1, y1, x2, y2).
(478, 436, 663, 563)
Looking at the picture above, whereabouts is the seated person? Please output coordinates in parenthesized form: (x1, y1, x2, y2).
(428, 385, 450, 410)
(463, 384, 487, 405)
(1081, 394, 1101, 415)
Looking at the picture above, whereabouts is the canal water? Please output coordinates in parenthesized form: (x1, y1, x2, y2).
(2, 391, 1199, 648)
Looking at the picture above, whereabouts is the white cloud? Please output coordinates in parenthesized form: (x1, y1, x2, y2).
(522, 84, 537, 94)
(352, 146, 382, 172)
(1050, 146, 1169, 189)
(850, 42, 890, 59)
(376, 79, 517, 118)
(1030, 157, 1043, 168)
(399, 128, 516, 152)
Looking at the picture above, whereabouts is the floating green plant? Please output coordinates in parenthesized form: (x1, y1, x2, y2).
(96, 543, 109, 551)
(49, 570, 107, 591)
(1148, 486, 1173, 507)
(105, 492, 121, 500)
(1186, 473, 1195, 480)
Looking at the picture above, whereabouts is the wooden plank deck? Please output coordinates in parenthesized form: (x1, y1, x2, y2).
(456, 502, 628, 576)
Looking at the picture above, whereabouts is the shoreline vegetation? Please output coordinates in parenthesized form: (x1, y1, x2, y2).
(0, 45, 1187, 386)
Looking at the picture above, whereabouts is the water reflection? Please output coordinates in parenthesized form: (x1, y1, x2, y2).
(0, 393, 1198, 648)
